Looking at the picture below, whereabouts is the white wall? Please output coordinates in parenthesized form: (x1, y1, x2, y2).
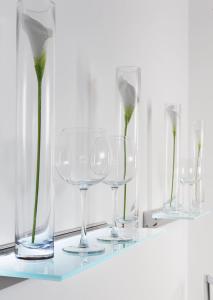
(0, 0, 189, 299)
(188, 0, 213, 299)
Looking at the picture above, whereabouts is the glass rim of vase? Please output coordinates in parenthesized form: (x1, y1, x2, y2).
(192, 119, 204, 128)
(116, 65, 141, 73)
(17, 0, 55, 13)
(56, 127, 109, 157)
(108, 134, 136, 144)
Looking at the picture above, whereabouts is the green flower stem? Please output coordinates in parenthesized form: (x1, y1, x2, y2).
(32, 79, 42, 243)
(123, 118, 128, 223)
(31, 51, 46, 244)
(195, 143, 201, 202)
(170, 129, 176, 207)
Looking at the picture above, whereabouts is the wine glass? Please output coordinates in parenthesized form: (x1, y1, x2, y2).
(98, 136, 136, 242)
(56, 127, 110, 254)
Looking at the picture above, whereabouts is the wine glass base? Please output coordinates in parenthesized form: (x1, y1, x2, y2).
(97, 235, 133, 243)
(63, 244, 105, 255)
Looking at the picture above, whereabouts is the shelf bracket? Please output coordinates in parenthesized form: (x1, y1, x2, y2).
(143, 209, 175, 228)
(0, 277, 26, 291)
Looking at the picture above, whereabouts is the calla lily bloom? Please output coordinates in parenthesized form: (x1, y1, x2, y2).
(167, 104, 178, 133)
(22, 13, 52, 59)
(118, 76, 136, 126)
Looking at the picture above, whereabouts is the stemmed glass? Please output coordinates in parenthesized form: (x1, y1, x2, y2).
(98, 136, 136, 242)
(56, 128, 110, 254)
(179, 159, 196, 213)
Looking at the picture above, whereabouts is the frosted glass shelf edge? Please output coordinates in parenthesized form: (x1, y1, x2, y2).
(0, 227, 162, 282)
(152, 210, 212, 221)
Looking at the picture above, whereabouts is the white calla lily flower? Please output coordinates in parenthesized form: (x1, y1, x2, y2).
(118, 76, 136, 114)
(195, 127, 202, 147)
(22, 13, 52, 59)
(167, 105, 178, 132)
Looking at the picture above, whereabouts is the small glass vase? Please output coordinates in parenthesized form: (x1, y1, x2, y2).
(115, 66, 141, 231)
(16, 0, 55, 259)
(192, 120, 204, 212)
(164, 104, 181, 212)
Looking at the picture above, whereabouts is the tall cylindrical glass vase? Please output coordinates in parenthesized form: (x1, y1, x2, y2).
(16, 0, 55, 259)
(116, 66, 141, 229)
(192, 120, 204, 212)
(164, 104, 181, 212)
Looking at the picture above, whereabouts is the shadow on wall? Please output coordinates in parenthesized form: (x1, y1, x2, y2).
(75, 53, 99, 128)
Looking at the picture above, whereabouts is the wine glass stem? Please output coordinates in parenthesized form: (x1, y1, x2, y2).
(111, 187, 119, 237)
(79, 188, 88, 248)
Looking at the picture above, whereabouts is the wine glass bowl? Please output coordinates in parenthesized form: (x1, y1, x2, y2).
(56, 128, 110, 188)
(180, 160, 196, 186)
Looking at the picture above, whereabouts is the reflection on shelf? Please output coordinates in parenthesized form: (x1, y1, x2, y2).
(0, 227, 162, 282)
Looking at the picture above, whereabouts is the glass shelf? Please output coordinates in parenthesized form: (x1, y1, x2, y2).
(152, 209, 211, 220)
(0, 227, 161, 282)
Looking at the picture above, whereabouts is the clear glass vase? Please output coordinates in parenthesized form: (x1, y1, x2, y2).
(164, 104, 181, 212)
(16, 0, 55, 259)
(115, 66, 141, 231)
(192, 120, 204, 212)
